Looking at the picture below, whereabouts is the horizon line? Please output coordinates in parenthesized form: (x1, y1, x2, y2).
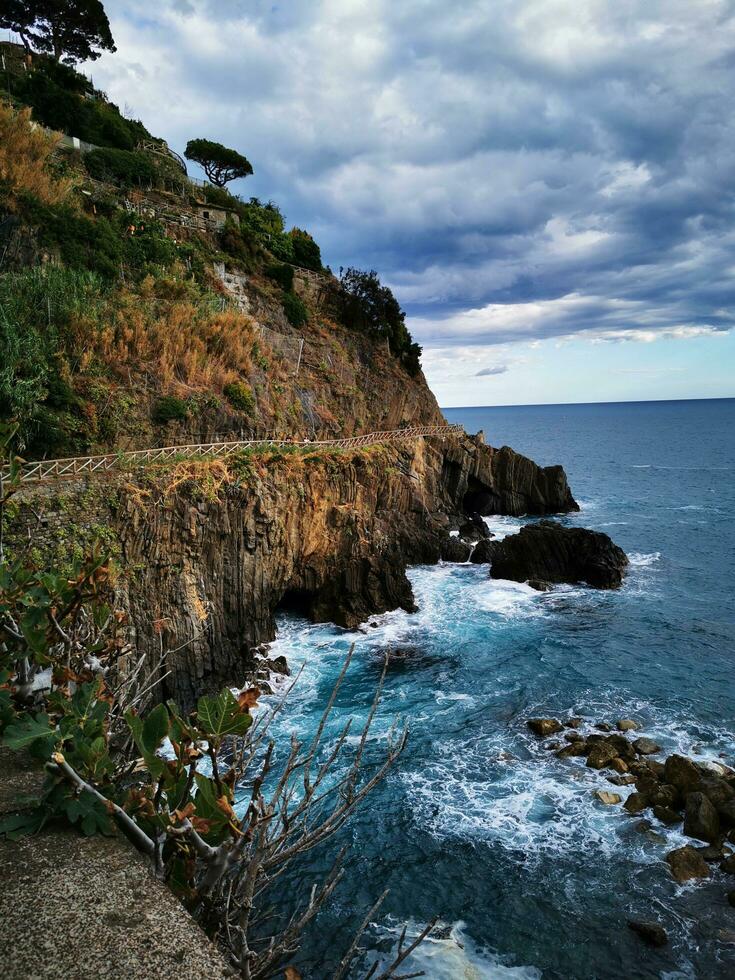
(440, 395, 735, 410)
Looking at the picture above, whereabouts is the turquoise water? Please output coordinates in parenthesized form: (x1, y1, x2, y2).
(259, 399, 735, 978)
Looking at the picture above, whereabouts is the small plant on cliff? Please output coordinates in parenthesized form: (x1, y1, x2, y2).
(152, 395, 189, 424)
(282, 291, 309, 328)
(223, 381, 256, 414)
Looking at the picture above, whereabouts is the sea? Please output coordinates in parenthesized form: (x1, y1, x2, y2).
(254, 398, 735, 978)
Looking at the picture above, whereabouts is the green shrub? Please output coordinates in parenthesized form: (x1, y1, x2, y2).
(339, 267, 422, 374)
(152, 396, 189, 423)
(223, 382, 256, 414)
(289, 228, 321, 271)
(282, 292, 308, 328)
(268, 232, 295, 264)
(15, 62, 151, 151)
(265, 262, 294, 292)
(0, 266, 106, 452)
(202, 184, 238, 209)
(84, 148, 157, 186)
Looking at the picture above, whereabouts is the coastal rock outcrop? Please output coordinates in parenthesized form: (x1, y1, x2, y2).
(460, 445, 580, 517)
(12, 430, 578, 707)
(487, 520, 628, 589)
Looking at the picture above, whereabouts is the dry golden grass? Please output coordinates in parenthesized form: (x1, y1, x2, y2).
(71, 276, 260, 391)
(0, 100, 76, 209)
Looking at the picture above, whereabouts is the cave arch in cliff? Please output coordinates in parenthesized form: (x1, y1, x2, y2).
(463, 476, 497, 516)
(276, 587, 316, 618)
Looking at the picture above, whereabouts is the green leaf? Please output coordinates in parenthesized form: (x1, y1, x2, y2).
(195, 690, 252, 742)
(63, 792, 113, 836)
(124, 709, 165, 780)
(142, 703, 169, 753)
(3, 712, 56, 751)
(0, 809, 47, 840)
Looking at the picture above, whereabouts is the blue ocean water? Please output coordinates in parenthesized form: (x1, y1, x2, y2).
(260, 399, 735, 978)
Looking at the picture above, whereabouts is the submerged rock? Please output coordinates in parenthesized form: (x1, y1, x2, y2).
(627, 920, 668, 948)
(666, 845, 711, 883)
(487, 521, 629, 589)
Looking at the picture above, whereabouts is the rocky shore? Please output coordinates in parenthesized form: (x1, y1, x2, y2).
(527, 714, 735, 942)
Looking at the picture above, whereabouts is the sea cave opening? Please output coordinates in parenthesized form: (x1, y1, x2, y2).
(462, 477, 496, 516)
(276, 587, 316, 619)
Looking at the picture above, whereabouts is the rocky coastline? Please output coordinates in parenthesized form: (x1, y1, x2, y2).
(9, 431, 579, 708)
(527, 714, 735, 943)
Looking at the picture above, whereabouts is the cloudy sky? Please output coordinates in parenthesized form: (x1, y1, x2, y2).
(73, 2, 735, 402)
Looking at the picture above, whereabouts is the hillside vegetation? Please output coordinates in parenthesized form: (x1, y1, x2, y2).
(0, 50, 430, 459)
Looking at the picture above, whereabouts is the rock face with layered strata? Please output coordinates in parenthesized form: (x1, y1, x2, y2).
(11, 432, 578, 707)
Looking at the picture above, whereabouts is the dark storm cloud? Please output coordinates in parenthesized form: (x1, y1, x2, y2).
(92, 0, 735, 347)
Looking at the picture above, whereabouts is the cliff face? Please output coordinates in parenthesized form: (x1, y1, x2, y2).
(10, 433, 577, 707)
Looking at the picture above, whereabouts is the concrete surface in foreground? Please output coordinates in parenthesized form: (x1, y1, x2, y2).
(0, 749, 231, 979)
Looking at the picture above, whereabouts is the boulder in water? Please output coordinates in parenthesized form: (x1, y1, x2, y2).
(458, 513, 492, 543)
(624, 792, 649, 814)
(610, 757, 630, 774)
(666, 845, 711, 883)
(469, 538, 498, 564)
(527, 718, 563, 737)
(617, 719, 640, 732)
(586, 742, 619, 769)
(487, 521, 628, 589)
(653, 805, 681, 825)
(664, 754, 702, 794)
(440, 536, 473, 563)
(684, 792, 720, 843)
(595, 790, 622, 805)
(634, 737, 661, 756)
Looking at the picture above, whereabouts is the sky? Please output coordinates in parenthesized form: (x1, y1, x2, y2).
(25, 1, 735, 404)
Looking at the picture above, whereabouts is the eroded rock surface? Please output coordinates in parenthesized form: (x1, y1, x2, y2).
(487, 520, 628, 589)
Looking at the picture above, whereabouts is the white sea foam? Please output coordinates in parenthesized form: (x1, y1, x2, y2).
(628, 551, 661, 567)
(366, 919, 541, 979)
(475, 578, 544, 619)
(481, 515, 527, 540)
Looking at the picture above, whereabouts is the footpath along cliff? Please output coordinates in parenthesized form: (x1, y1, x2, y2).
(10, 431, 577, 708)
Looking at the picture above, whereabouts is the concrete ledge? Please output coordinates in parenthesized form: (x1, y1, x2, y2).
(0, 751, 231, 979)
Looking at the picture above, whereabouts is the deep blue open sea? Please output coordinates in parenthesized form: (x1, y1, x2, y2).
(261, 399, 735, 978)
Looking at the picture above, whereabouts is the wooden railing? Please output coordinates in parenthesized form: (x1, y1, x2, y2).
(5, 425, 465, 485)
